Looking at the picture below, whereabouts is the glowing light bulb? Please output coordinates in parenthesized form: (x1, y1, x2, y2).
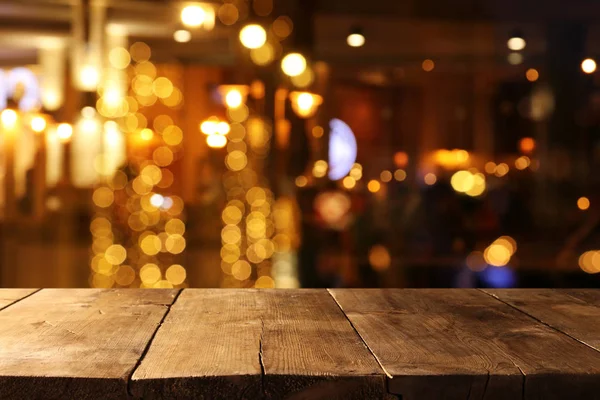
(173, 30, 192, 43)
(225, 89, 243, 108)
(582, 58, 597, 74)
(207, 133, 227, 148)
(140, 128, 154, 141)
(30, 116, 47, 133)
(281, 53, 307, 77)
(57, 123, 73, 142)
(217, 121, 230, 135)
(79, 64, 100, 91)
(239, 24, 267, 49)
(346, 27, 365, 48)
(507, 36, 526, 51)
(181, 4, 206, 27)
(0, 109, 18, 129)
(200, 120, 217, 135)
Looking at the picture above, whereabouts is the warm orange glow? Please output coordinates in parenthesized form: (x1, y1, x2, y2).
(424, 173, 437, 185)
(289, 91, 323, 118)
(281, 53, 307, 77)
(422, 59, 435, 72)
(342, 176, 356, 189)
(295, 176, 308, 187)
(526, 68, 539, 82)
(519, 137, 536, 153)
(578, 197, 590, 211)
(1, 109, 18, 129)
(57, 123, 73, 142)
(394, 151, 409, 167)
(30, 116, 47, 133)
(219, 85, 249, 109)
(206, 133, 227, 148)
(582, 58, 597, 74)
(367, 180, 381, 193)
(239, 24, 267, 49)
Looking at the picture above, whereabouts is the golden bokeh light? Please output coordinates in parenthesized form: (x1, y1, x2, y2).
(93, 187, 114, 208)
(239, 24, 267, 49)
(422, 59, 435, 72)
(369, 245, 391, 271)
(232, 260, 252, 280)
(579, 251, 600, 274)
(105, 244, 127, 265)
(367, 180, 381, 193)
(342, 176, 356, 189)
(30, 116, 47, 133)
(250, 43, 275, 66)
(519, 137, 536, 153)
(272, 16, 293, 38)
(140, 263, 161, 284)
(281, 53, 307, 77)
(578, 196, 590, 211)
(515, 156, 531, 170)
(130, 42, 151, 63)
(526, 68, 539, 82)
(115, 265, 135, 286)
(153, 146, 174, 166)
(109, 47, 131, 69)
(582, 58, 597, 74)
(181, 4, 207, 27)
(312, 160, 328, 178)
(166, 264, 187, 285)
(394, 169, 406, 181)
(424, 173, 437, 185)
(380, 170, 392, 183)
(495, 163, 509, 177)
(218, 3, 239, 25)
(295, 176, 308, 188)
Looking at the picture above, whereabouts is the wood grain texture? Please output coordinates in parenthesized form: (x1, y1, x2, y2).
(0, 288, 178, 400)
(131, 289, 387, 399)
(483, 289, 600, 352)
(0, 288, 38, 310)
(260, 289, 385, 399)
(330, 288, 600, 400)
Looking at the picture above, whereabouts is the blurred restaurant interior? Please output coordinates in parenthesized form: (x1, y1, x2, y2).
(0, 0, 600, 289)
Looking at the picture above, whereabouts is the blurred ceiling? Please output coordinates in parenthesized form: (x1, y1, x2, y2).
(0, 0, 599, 67)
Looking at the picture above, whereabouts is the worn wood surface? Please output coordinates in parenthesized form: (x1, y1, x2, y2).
(330, 289, 600, 400)
(0, 288, 37, 310)
(131, 289, 385, 399)
(0, 288, 178, 399)
(1, 288, 600, 399)
(484, 289, 600, 352)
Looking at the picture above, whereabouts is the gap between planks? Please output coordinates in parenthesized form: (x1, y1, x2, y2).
(126, 288, 183, 397)
(478, 289, 600, 356)
(0, 288, 42, 312)
(326, 289, 393, 379)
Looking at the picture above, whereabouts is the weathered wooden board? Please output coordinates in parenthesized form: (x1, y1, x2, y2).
(260, 289, 385, 399)
(131, 289, 386, 399)
(330, 289, 600, 400)
(0, 288, 178, 400)
(484, 289, 600, 352)
(0, 288, 38, 310)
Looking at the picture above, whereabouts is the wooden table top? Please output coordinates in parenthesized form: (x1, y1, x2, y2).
(0, 289, 599, 399)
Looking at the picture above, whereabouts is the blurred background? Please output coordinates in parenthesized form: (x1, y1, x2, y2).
(0, 0, 599, 289)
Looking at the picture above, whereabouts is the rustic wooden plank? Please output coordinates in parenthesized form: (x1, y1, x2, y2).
(330, 288, 600, 400)
(131, 289, 264, 399)
(483, 289, 600, 352)
(260, 289, 386, 399)
(0, 288, 178, 400)
(0, 288, 38, 310)
(131, 289, 387, 399)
